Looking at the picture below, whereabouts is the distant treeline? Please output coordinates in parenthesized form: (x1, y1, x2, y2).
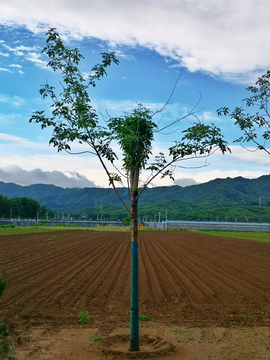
(0, 194, 55, 219)
(64, 201, 270, 224)
(0, 192, 269, 223)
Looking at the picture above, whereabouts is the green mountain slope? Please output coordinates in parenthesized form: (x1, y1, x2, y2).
(0, 175, 269, 214)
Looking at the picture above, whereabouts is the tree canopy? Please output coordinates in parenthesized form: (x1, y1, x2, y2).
(217, 70, 270, 154)
(0, 194, 54, 219)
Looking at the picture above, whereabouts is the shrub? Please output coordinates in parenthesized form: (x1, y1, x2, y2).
(139, 314, 152, 321)
(78, 312, 89, 324)
(0, 268, 6, 300)
(89, 334, 101, 342)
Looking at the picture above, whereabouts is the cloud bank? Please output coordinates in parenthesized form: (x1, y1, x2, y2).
(0, 0, 270, 81)
(0, 165, 97, 188)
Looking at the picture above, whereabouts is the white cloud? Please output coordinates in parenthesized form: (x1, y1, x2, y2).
(0, 132, 51, 151)
(0, 67, 11, 72)
(3, 44, 39, 52)
(0, 113, 21, 124)
(201, 111, 221, 123)
(229, 145, 270, 166)
(0, 51, 9, 57)
(0, 94, 26, 107)
(1, 1, 270, 82)
(0, 165, 97, 188)
(0, 130, 269, 188)
(9, 64, 22, 68)
(25, 52, 47, 68)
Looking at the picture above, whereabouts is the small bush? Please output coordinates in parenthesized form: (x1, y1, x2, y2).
(122, 216, 131, 226)
(139, 314, 152, 321)
(0, 320, 8, 337)
(89, 334, 101, 342)
(78, 311, 89, 324)
(0, 268, 6, 300)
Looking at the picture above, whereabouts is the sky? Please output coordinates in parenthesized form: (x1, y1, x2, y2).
(0, 0, 270, 189)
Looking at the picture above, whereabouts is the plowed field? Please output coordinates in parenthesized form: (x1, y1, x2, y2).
(1, 230, 270, 359)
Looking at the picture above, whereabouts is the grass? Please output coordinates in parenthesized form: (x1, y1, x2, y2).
(172, 328, 196, 343)
(92, 225, 130, 232)
(0, 226, 69, 237)
(196, 230, 270, 243)
(78, 312, 90, 324)
(165, 228, 189, 232)
(0, 224, 131, 237)
(89, 334, 102, 342)
(0, 320, 9, 357)
(0, 320, 8, 338)
(139, 314, 152, 321)
(2, 226, 269, 243)
(138, 227, 157, 231)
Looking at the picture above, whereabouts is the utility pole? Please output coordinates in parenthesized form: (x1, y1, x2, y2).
(158, 212, 161, 223)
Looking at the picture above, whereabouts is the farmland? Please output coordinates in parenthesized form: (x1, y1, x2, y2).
(1, 229, 270, 359)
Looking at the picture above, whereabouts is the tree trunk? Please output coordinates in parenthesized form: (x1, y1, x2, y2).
(129, 170, 139, 351)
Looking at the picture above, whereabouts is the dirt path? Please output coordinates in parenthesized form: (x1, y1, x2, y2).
(1, 230, 270, 358)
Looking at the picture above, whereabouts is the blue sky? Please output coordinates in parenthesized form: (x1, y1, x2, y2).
(0, 0, 270, 188)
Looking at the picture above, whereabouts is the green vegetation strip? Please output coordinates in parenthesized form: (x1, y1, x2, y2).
(0, 226, 67, 236)
(0, 225, 133, 236)
(197, 230, 270, 243)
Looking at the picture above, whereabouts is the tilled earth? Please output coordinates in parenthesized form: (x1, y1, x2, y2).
(1, 229, 270, 359)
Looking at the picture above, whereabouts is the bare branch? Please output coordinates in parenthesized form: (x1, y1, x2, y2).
(155, 93, 203, 133)
(152, 71, 183, 117)
(64, 149, 97, 156)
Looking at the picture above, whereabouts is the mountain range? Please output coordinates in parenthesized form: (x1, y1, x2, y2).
(0, 175, 269, 214)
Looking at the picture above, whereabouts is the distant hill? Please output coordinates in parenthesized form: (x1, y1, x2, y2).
(0, 175, 270, 213)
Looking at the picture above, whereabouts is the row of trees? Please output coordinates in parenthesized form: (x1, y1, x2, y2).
(64, 202, 270, 224)
(0, 194, 55, 219)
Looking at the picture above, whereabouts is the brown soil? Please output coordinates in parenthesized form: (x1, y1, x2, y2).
(1, 230, 270, 359)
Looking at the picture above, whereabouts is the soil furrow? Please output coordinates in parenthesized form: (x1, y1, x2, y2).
(2, 230, 270, 327)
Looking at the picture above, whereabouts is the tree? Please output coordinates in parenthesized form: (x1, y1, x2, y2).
(217, 70, 270, 154)
(30, 28, 229, 351)
(122, 216, 131, 227)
